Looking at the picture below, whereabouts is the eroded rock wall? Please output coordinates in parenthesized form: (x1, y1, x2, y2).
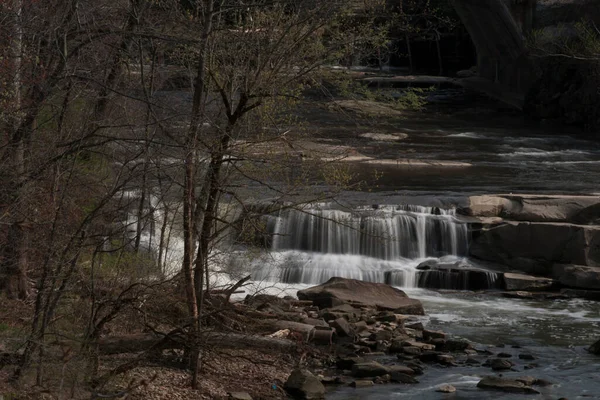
(463, 195, 600, 286)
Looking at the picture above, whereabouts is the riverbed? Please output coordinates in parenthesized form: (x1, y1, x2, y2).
(326, 289, 600, 399)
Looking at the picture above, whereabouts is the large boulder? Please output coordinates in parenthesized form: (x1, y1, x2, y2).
(504, 273, 555, 291)
(461, 195, 600, 224)
(284, 369, 325, 400)
(477, 376, 540, 394)
(470, 222, 600, 274)
(553, 264, 600, 290)
(297, 277, 424, 315)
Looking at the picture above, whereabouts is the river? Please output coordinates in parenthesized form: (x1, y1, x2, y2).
(240, 93, 600, 398)
(136, 88, 600, 398)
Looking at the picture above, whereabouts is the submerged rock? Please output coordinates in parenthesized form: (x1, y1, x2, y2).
(589, 339, 600, 355)
(465, 357, 481, 365)
(438, 339, 473, 352)
(504, 273, 555, 291)
(387, 365, 415, 376)
(519, 353, 535, 360)
(389, 372, 418, 384)
(414, 259, 503, 290)
(477, 376, 540, 394)
(490, 358, 513, 371)
(515, 376, 553, 387)
(297, 277, 424, 315)
(284, 369, 326, 399)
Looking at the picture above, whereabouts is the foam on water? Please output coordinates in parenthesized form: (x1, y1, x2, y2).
(249, 250, 422, 285)
(499, 148, 591, 158)
(448, 132, 488, 139)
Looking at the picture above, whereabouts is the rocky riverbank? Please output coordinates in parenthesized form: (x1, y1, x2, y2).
(186, 277, 599, 400)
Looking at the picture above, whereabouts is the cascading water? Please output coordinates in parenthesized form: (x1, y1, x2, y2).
(269, 205, 467, 259)
(248, 203, 501, 290)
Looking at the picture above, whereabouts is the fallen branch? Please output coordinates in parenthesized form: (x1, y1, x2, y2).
(98, 331, 296, 355)
(225, 275, 252, 303)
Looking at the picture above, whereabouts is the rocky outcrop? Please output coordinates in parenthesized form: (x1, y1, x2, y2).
(463, 195, 600, 279)
(553, 264, 600, 290)
(461, 195, 600, 224)
(504, 273, 555, 291)
(284, 369, 326, 400)
(297, 277, 424, 315)
(470, 221, 600, 275)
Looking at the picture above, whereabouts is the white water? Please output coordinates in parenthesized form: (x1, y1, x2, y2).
(246, 204, 490, 289)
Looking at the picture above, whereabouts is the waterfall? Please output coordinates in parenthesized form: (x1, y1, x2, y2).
(248, 203, 493, 290)
(268, 205, 468, 259)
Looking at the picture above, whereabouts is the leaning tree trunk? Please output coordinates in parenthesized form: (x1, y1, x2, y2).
(405, 34, 413, 74)
(183, 0, 215, 389)
(1, 0, 31, 300)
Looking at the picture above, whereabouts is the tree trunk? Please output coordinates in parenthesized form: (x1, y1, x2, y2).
(405, 34, 413, 74)
(157, 202, 169, 274)
(436, 34, 443, 76)
(1, 224, 30, 299)
(0, 0, 30, 300)
(98, 332, 297, 355)
(183, 0, 215, 389)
